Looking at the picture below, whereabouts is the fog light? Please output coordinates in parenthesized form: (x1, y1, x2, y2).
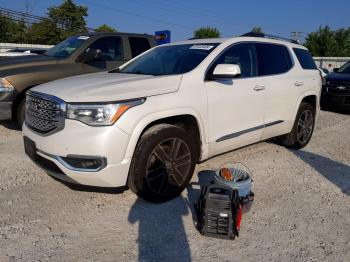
(59, 155, 107, 172)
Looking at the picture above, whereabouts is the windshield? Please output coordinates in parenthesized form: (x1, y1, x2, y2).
(117, 43, 219, 76)
(338, 61, 350, 74)
(45, 35, 89, 58)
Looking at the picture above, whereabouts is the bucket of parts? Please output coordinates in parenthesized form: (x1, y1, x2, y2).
(214, 162, 252, 199)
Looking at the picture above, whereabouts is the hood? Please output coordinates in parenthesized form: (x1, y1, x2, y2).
(0, 55, 58, 72)
(326, 72, 350, 82)
(32, 72, 182, 102)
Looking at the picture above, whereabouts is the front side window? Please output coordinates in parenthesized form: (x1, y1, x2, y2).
(256, 43, 293, 76)
(293, 48, 317, 70)
(209, 43, 258, 78)
(45, 35, 89, 58)
(118, 43, 219, 76)
(85, 36, 123, 61)
(129, 37, 151, 58)
(338, 61, 350, 73)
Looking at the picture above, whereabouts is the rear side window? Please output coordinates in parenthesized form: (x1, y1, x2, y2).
(256, 43, 293, 76)
(293, 48, 317, 70)
(129, 37, 151, 58)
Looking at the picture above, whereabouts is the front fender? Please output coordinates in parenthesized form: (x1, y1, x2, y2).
(120, 108, 209, 161)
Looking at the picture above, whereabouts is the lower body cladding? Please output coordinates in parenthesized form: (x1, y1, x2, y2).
(22, 119, 132, 187)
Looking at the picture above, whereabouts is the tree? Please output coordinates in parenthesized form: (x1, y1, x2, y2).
(0, 14, 27, 43)
(194, 26, 221, 39)
(95, 24, 117, 33)
(251, 27, 263, 34)
(30, 0, 88, 44)
(304, 26, 350, 57)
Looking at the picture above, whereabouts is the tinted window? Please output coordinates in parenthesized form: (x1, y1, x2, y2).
(209, 43, 258, 78)
(45, 35, 88, 58)
(338, 61, 350, 74)
(119, 44, 218, 76)
(86, 36, 123, 61)
(256, 43, 293, 76)
(129, 37, 151, 57)
(293, 48, 317, 70)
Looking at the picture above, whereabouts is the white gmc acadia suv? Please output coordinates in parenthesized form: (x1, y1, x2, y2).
(23, 36, 321, 202)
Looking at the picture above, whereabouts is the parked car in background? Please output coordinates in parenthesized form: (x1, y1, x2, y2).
(0, 48, 49, 58)
(0, 32, 155, 126)
(321, 60, 350, 110)
(23, 35, 321, 203)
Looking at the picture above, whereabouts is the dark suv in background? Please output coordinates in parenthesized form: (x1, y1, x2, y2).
(321, 60, 350, 110)
(0, 32, 155, 127)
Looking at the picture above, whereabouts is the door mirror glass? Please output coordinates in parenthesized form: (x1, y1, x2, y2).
(333, 68, 339, 72)
(212, 64, 241, 79)
(79, 48, 102, 63)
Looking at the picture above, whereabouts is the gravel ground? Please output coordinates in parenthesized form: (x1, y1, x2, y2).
(0, 110, 349, 262)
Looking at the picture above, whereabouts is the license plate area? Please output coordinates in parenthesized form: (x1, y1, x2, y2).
(24, 136, 37, 162)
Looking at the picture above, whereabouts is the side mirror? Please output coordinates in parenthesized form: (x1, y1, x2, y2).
(79, 48, 102, 63)
(211, 64, 241, 79)
(333, 68, 339, 72)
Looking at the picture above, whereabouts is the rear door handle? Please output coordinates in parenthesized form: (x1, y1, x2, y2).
(295, 81, 304, 86)
(254, 84, 266, 91)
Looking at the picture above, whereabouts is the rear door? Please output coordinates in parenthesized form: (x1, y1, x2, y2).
(254, 42, 296, 139)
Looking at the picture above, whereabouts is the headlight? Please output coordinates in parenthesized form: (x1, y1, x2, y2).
(66, 99, 145, 126)
(0, 78, 14, 92)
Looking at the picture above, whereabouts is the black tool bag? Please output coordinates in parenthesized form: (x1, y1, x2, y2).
(195, 183, 240, 240)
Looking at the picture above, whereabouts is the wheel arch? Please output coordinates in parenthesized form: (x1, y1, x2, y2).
(123, 109, 207, 162)
(12, 84, 37, 120)
(293, 92, 319, 122)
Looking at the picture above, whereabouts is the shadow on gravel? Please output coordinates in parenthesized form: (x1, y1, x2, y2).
(186, 170, 216, 226)
(128, 197, 191, 261)
(0, 120, 20, 131)
(293, 150, 350, 196)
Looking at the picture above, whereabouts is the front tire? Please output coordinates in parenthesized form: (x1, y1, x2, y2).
(280, 102, 315, 149)
(128, 124, 198, 203)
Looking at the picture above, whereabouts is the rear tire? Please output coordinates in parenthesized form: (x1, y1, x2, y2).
(128, 124, 198, 203)
(16, 99, 25, 129)
(280, 102, 315, 149)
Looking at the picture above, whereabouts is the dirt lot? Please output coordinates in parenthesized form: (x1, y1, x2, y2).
(0, 110, 349, 262)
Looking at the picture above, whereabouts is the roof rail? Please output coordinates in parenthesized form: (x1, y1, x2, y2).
(241, 32, 300, 44)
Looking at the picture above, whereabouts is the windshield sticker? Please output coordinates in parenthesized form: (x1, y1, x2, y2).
(78, 36, 90, 40)
(190, 45, 214, 50)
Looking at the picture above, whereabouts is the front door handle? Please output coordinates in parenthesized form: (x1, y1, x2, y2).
(295, 81, 304, 86)
(254, 84, 266, 91)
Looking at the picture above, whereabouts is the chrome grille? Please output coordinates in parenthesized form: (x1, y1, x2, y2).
(25, 92, 65, 135)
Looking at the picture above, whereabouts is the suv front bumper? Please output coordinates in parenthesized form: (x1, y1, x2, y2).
(22, 120, 132, 187)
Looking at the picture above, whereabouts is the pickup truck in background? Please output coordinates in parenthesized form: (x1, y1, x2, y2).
(0, 32, 155, 127)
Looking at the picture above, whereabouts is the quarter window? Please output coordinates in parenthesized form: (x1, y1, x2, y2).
(256, 43, 293, 76)
(129, 37, 151, 58)
(209, 43, 258, 78)
(85, 36, 123, 61)
(293, 48, 317, 70)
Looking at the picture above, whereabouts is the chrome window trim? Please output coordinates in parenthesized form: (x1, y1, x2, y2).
(204, 41, 295, 81)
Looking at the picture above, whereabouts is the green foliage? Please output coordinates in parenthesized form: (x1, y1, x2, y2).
(0, 14, 27, 43)
(305, 26, 350, 57)
(95, 24, 117, 33)
(194, 26, 221, 39)
(1, 0, 88, 45)
(251, 27, 263, 34)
